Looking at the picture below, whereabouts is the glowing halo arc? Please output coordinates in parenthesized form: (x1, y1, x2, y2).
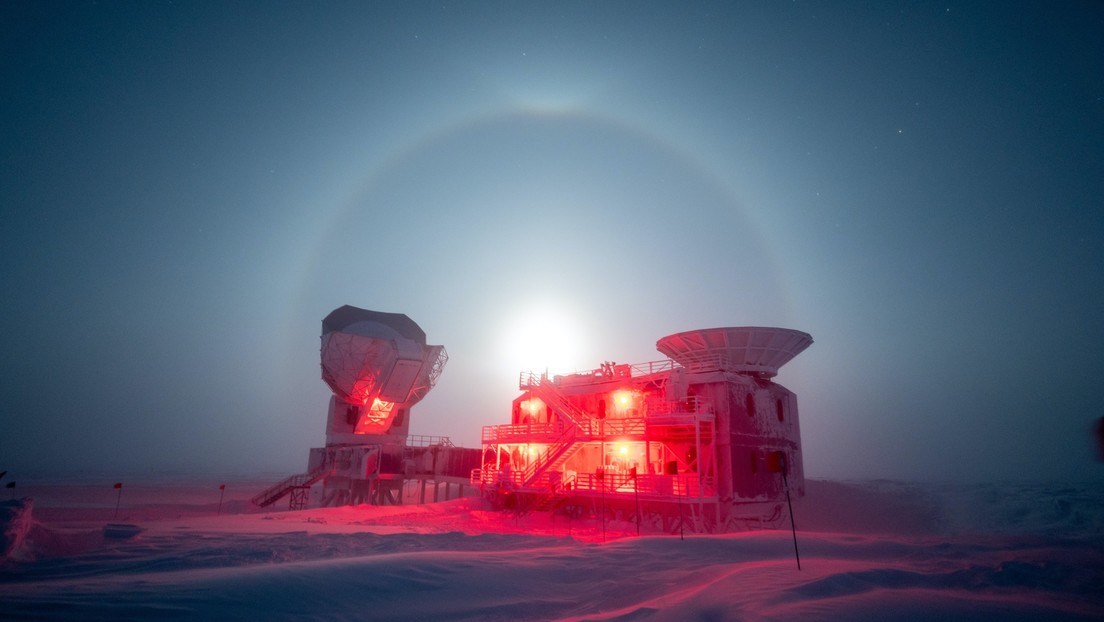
(286, 107, 795, 370)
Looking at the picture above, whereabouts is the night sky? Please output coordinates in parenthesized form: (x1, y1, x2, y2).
(3, 2, 1102, 483)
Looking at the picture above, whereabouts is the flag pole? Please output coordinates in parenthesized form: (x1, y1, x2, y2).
(113, 482, 124, 519)
(631, 467, 640, 536)
(677, 478, 684, 541)
(778, 454, 801, 570)
(599, 468, 606, 543)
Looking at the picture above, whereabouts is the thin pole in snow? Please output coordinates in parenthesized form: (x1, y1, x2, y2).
(678, 478, 684, 541)
(113, 482, 123, 519)
(218, 484, 226, 515)
(599, 470, 606, 543)
(632, 467, 640, 536)
(778, 454, 801, 570)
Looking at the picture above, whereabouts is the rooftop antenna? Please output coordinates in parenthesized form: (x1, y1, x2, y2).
(656, 326, 812, 377)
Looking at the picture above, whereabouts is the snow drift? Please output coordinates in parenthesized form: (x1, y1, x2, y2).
(1, 478, 1101, 621)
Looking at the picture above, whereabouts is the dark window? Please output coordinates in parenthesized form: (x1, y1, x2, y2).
(745, 393, 756, 417)
(776, 398, 785, 422)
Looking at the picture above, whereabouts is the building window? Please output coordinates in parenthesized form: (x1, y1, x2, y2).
(745, 393, 756, 417)
(776, 398, 785, 422)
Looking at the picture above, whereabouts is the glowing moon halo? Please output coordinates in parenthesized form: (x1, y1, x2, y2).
(499, 303, 586, 376)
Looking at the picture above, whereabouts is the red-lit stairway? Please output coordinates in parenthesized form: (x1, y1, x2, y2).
(252, 458, 332, 509)
(515, 373, 594, 487)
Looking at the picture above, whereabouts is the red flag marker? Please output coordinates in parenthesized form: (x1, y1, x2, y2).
(113, 482, 124, 518)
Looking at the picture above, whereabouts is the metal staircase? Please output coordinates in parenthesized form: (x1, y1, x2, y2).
(519, 372, 594, 431)
(515, 373, 597, 487)
(252, 457, 332, 509)
(517, 420, 578, 487)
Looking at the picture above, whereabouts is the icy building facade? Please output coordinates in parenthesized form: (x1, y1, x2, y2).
(473, 327, 813, 532)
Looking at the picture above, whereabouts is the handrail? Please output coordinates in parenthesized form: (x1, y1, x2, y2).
(474, 469, 713, 499)
(572, 473, 709, 497)
(520, 422, 577, 484)
(405, 434, 455, 447)
(646, 395, 714, 415)
(525, 376, 591, 428)
(518, 354, 745, 387)
(597, 418, 646, 437)
(252, 453, 333, 507)
(627, 360, 678, 376)
(518, 370, 544, 389)
(482, 422, 561, 443)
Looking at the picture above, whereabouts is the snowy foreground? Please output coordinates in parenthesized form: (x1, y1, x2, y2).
(2, 478, 1102, 621)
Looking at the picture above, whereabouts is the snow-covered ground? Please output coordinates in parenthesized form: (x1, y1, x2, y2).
(2, 478, 1101, 621)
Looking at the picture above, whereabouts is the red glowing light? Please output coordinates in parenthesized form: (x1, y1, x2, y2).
(353, 398, 396, 434)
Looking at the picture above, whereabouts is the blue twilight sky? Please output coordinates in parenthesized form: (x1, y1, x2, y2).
(2, 1, 1102, 482)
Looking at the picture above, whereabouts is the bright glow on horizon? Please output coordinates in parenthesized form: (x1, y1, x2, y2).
(499, 301, 588, 376)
